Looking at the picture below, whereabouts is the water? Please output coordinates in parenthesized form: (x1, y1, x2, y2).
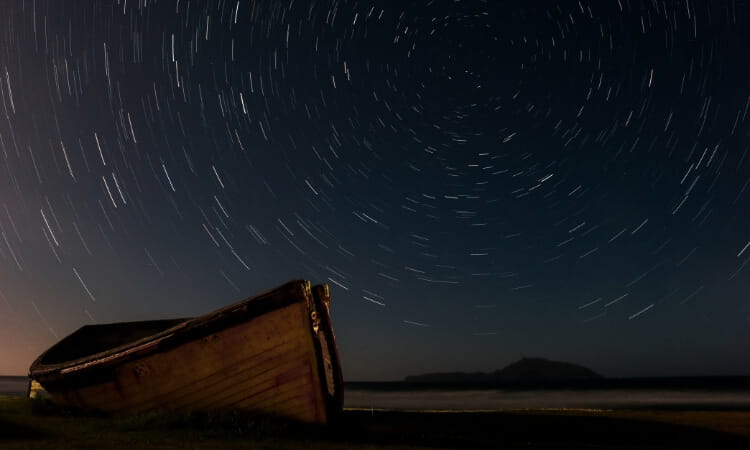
(0, 376, 28, 396)
(345, 387, 750, 410)
(4, 376, 748, 410)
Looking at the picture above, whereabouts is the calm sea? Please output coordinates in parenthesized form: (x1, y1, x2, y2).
(4, 376, 749, 410)
(345, 379, 750, 410)
(0, 376, 28, 396)
(345, 387, 750, 410)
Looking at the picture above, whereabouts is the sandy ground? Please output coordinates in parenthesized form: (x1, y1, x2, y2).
(2, 396, 750, 449)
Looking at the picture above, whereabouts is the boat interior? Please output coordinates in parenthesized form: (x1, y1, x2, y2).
(38, 319, 187, 365)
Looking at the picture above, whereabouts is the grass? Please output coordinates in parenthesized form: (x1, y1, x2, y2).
(2, 396, 750, 449)
(0, 396, 412, 450)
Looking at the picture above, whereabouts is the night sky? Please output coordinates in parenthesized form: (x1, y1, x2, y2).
(1, 0, 749, 380)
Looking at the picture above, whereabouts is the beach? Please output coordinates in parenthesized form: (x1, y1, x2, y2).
(1, 395, 749, 449)
(2, 378, 750, 449)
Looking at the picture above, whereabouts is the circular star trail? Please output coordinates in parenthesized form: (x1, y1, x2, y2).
(1, 0, 749, 378)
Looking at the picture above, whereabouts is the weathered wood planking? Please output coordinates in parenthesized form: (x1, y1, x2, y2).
(29, 280, 343, 424)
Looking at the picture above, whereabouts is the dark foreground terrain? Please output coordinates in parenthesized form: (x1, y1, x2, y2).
(1, 396, 749, 449)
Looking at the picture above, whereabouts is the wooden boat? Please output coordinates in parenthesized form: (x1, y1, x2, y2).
(28, 280, 344, 424)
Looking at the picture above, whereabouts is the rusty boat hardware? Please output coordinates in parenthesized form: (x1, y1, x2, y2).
(28, 280, 344, 424)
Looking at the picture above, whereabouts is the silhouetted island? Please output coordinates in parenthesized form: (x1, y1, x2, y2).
(405, 357, 602, 384)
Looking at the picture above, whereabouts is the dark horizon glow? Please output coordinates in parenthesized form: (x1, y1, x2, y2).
(1, 0, 749, 380)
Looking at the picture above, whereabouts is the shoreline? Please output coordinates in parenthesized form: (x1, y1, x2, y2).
(347, 375, 750, 391)
(4, 377, 750, 411)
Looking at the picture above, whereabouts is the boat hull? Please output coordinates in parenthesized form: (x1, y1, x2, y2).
(29, 280, 343, 424)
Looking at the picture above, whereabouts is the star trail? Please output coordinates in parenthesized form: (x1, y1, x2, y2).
(1, 0, 749, 380)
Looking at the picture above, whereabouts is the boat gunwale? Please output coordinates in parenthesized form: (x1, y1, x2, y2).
(29, 279, 313, 382)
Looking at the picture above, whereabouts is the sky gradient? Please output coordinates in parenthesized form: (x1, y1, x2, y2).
(1, 0, 749, 380)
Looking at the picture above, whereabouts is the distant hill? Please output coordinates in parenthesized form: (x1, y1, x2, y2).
(405, 358, 602, 383)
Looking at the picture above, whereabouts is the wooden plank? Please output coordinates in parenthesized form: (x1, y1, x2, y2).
(34, 280, 338, 424)
(68, 303, 307, 409)
(118, 327, 309, 411)
(164, 357, 313, 411)
(45, 301, 327, 423)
